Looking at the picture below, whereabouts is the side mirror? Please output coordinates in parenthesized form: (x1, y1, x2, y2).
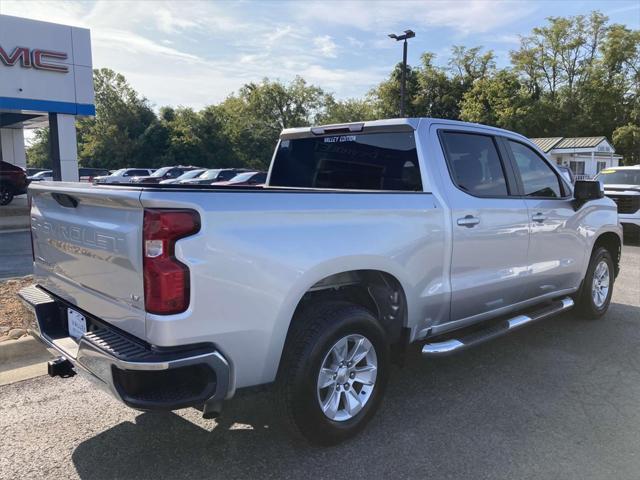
(574, 180, 604, 202)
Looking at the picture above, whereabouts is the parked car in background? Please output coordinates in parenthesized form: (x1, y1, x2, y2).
(596, 166, 640, 241)
(28, 170, 53, 182)
(79, 168, 110, 182)
(180, 168, 250, 185)
(131, 166, 199, 184)
(27, 168, 48, 177)
(160, 168, 207, 184)
(29, 168, 110, 183)
(215, 171, 267, 186)
(22, 118, 622, 445)
(0, 160, 28, 205)
(94, 168, 155, 184)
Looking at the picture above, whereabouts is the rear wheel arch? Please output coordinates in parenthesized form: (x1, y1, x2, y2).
(280, 270, 409, 366)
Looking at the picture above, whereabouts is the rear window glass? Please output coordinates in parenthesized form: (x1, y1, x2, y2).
(269, 132, 422, 191)
(440, 132, 508, 197)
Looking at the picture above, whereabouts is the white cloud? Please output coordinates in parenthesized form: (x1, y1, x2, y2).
(0, 0, 542, 110)
(313, 35, 338, 58)
(153, 8, 199, 34)
(92, 28, 201, 63)
(294, 0, 536, 35)
(347, 36, 365, 48)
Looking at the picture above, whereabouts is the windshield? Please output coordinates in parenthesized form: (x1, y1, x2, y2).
(199, 169, 221, 180)
(270, 132, 422, 191)
(110, 169, 126, 176)
(33, 171, 52, 178)
(596, 169, 640, 186)
(176, 169, 205, 180)
(151, 167, 172, 177)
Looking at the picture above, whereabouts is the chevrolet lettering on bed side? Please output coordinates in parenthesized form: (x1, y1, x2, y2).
(20, 118, 622, 446)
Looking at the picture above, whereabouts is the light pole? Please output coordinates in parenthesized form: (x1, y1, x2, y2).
(388, 29, 415, 118)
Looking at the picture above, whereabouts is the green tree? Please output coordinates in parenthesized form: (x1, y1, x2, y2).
(613, 123, 640, 165)
(25, 11, 638, 171)
(460, 70, 534, 133)
(412, 53, 463, 119)
(369, 63, 421, 118)
(217, 77, 330, 169)
(25, 128, 50, 168)
(317, 96, 377, 124)
(79, 68, 158, 169)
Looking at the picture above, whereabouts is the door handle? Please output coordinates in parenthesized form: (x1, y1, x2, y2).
(532, 213, 547, 223)
(457, 215, 480, 228)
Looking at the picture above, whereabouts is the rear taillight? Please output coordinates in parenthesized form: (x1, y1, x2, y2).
(143, 209, 200, 315)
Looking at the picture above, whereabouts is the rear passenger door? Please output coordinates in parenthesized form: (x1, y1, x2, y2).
(505, 140, 585, 298)
(438, 130, 530, 323)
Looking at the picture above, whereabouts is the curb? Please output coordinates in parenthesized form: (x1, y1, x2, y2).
(0, 335, 46, 362)
(0, 336, 50, 386)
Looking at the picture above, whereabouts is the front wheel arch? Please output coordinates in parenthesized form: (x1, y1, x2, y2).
(592, 231, 621, 277)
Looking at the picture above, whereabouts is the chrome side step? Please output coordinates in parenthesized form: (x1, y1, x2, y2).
(422, 297, 574, 357)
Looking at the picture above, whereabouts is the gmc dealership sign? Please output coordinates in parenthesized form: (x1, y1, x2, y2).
(0, 45, 68, 73)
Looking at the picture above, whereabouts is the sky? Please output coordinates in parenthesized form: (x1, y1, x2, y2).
(1, 0, 639, 111)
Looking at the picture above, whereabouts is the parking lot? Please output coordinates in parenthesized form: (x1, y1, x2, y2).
(0, 244, 638, 480)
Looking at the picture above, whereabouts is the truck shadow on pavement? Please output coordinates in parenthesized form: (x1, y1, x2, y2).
(71, 302, 640, 480)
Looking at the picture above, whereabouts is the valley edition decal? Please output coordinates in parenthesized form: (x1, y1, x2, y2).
(0, 45, 68, 73)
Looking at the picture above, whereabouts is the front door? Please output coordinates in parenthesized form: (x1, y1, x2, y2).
(506, 140, 585, 298)
(438, 130, 530, 323)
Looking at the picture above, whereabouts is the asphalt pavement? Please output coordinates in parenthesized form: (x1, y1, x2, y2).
(1, 246, 639, 480)
(0, 230, 32, 279)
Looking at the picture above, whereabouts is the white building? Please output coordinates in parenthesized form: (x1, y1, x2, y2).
(0, 14, 95, 180)
(531, 136, 622, 180)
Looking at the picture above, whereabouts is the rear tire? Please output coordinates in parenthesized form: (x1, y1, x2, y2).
(275, 301, 389, 446)
(0, 183, 14, 206)
(576, 246, 614, 319)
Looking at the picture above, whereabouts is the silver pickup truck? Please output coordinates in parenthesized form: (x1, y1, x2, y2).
(19, 118, 622, 445)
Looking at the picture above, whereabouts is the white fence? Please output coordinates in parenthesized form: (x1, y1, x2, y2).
(574, 174, 594, 181)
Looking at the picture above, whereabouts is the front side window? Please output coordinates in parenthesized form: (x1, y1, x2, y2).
(440, 132, 508, 197)
(270, 132, 422, 191)
(509, 141, 562, 198)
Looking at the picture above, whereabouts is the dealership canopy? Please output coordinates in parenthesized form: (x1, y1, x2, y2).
(0, 14, 95, 180)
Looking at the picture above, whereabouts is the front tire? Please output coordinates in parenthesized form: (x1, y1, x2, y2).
(275, 301, 389, 446)
(576, 246, 614, 319)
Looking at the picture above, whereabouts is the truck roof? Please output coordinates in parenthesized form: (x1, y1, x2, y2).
(280, 117, 531, 143)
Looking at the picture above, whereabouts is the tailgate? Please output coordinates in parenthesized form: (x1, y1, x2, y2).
(30, 182, 147, 338)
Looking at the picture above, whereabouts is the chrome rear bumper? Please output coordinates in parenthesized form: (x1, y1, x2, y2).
(18, 285, 230, 416)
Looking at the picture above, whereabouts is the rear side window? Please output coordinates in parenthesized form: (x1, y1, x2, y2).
(508, 141, 562, 198)
(269, 132, 422, 191)
(440, 132, 508, 197)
